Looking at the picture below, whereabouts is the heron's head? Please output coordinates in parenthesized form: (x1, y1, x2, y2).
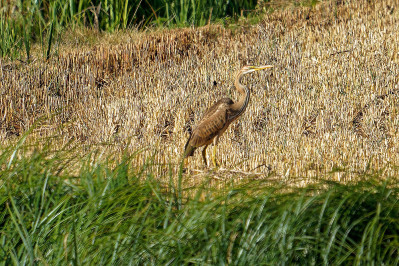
(240, 65, 273, 75)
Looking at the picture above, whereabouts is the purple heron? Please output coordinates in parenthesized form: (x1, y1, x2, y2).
(184, 65, 273, 167)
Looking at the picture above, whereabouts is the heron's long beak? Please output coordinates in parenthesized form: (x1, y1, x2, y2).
(254, 65, 273, 71)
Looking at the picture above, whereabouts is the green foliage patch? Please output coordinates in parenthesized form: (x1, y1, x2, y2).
(0, 0, 261, 60)
(0, 135, 398, 264)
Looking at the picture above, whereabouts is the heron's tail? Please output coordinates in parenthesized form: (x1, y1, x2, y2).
(184, 139, 196, 157)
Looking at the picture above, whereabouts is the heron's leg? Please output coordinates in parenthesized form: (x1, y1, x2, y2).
(202, 145, 208, 166)
(211, 137, 220, 168)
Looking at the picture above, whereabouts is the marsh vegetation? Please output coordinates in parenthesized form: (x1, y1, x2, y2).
(1, 0, 399, 263)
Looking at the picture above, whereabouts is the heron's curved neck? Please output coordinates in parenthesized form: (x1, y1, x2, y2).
(230, 72, 250, 120)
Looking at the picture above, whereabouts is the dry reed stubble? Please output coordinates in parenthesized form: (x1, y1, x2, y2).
(1, 0, 399, 185)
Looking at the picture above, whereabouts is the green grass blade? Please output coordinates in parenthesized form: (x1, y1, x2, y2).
(7, 197, 35, 264)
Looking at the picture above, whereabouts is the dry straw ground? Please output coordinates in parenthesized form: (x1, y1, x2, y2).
(1, 0, 399, 183)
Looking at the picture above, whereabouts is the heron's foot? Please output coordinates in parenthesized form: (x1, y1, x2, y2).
(181, 158, 192, 174)
(211, 155, 220, 169)
(211, 145, 220, 169)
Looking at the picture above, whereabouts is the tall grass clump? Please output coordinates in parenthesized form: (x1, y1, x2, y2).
(0, 0, 261, 59)
(0, 133, 398, 264)
(0, 0, 59, 60)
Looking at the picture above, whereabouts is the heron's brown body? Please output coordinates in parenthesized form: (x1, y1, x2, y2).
(184, 65, 273, 166)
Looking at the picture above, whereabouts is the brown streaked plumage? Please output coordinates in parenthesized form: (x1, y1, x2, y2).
(184, 65, 273, 167)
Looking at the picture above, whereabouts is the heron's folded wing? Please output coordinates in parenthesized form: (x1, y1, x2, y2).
(201, 98, 233, 119)
(189, 103, 230, 147)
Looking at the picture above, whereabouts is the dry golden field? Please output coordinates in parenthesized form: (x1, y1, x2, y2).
(1, 0, 399, 183)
